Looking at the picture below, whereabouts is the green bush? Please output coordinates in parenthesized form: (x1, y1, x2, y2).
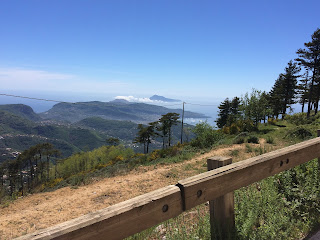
(285, 112, 310, 125)
(238, 119, 257, 132)
(248, 136, 259, 144)
(230, 149, 239, 156)
(233, 132, 248, 144)
(245, 144, 253, 153)
(230, 123, 240, 134)
(191, 122, 223, 149)
(234, 136, 245, 144)
(265, 136, 274, 144)
(285, 127, 313, 140)
(268, 118, 277, 125)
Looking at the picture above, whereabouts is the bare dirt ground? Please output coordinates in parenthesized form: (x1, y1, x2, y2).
(0, 141, 273, 239)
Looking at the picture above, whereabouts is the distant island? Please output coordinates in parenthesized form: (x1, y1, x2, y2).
(150, 95, 181, 102)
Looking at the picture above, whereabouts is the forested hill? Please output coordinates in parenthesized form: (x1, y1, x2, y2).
(0, 104, 41, 122)
(39, 101, 208, 123)
(0, 103, 197, 163)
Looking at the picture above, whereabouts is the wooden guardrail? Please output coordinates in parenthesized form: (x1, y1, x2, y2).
(16, 137, 320, 240)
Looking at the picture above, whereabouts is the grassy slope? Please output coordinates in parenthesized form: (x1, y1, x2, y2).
(1, 118, 320, 239)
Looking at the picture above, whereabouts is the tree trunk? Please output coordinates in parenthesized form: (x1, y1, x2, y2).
(20, 167, 24, 196)
(28, 159, 34, 183)
(307, 69, 316, 118)
(146, 137, 149, 154)
(162, 137, 165, 150)
(315, 83, 320, 115)
(46, 155, 50, 182)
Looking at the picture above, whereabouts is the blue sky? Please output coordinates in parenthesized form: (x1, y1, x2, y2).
(0, 0, 319, 104)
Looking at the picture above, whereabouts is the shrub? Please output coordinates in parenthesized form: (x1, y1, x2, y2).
(191, 122, 223, 149)
(265, 136, 274, 144)
(285, 127, 313, 140)
(67, 172, 86, 186)
(111, 155, 124, 164)
(44, 178, 64, 189)
(230, 149, 239, 156)
(222, 126, 230, 134)
(285, 112, 310, 125)
(148, 150, 161, 161)
(248, 136, 259, 144)
(222, 120, 256, 135)
(245, 144, 253, 153)
(233, 132, 248, 144)
(234, 136, 245, 144)
(230, 123, 240, 134)
(268, 118, 277, 125)
(240, 119, 256, 132)
(95, 163, 108, 170)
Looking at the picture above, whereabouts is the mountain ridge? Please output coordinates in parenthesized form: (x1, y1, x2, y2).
(40, 101, 208, 123)
(0, 104, 41, 121)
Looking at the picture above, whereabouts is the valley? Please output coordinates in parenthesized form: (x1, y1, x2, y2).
(0, 101, 205, 162)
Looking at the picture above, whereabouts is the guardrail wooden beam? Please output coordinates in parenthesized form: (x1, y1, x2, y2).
(178, 137, 320, 210)
(16, 185, 183, 240)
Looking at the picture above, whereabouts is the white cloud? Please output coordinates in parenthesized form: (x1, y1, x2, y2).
(115, 95, 172, 104)
(115, 95, 154, 103)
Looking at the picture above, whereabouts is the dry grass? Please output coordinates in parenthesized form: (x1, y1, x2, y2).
(0, 140, 281, 239)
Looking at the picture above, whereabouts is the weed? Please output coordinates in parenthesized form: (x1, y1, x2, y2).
(265, 136, 274, 144)
(245, 144, 253, 153)
(183, 163, 193, 171)
(253, 147, 265, 156)
(230, 149, 239, 157)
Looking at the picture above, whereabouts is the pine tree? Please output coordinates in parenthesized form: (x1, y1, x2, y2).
(281, 60, 301, 117)
(133, 124, 148, 153)
(297, 70, 310, 112)
(269, 61, 300, 118)
(158, 113, 180, 147)
(216, 98, 230, 128)
(133, 123, 156, 153)
(296, 28, 320, 117)
(260, 91, 270, 123)
(230, 97, 240, 116)
(269, 76, 284, 118)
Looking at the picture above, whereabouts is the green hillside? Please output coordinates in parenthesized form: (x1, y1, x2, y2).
(0, 110, 109, 162)
(75, 117, 138, 140)
(0, 104, 41, 121)
(0, 110, 35, 134)
(0, 103, 198, 163)
(40, 101, 208, 123)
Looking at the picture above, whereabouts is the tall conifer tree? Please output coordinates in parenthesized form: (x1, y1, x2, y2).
(296, 28, 320, 117)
